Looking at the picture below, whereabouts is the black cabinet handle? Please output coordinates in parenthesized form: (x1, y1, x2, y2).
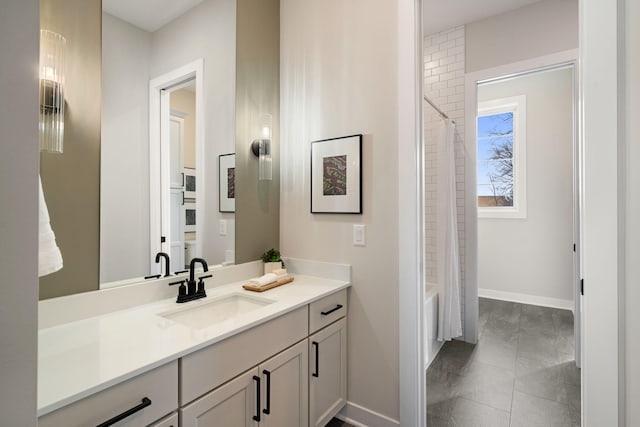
(262, 369, 271, 414)
(253, 375, 261, 422)
(312, 341, 319, 377)
(96, 397, 151, 427)
(182, 191, 185, 206)
(321, 304, 343, 316)
(181, 172, 185, 187)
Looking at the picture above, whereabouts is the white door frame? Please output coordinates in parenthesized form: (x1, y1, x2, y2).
(463, 49, 580, 346)
(149, 59, 205, 273)
(398, 0, 426, 426)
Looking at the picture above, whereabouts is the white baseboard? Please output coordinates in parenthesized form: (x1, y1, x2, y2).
(478, 288, 573, 311)
(336, 401, 400, 427)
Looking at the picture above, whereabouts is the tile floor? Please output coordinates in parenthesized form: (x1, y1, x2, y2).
(326, 418, 354, 427)
(427, 298, 581, 427)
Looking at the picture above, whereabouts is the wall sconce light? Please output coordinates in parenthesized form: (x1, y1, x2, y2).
(39, 30, 66, 154)
(251, 114, 273, 181)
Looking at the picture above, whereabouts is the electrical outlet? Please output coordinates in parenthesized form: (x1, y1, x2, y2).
(219, 219, 227, 236)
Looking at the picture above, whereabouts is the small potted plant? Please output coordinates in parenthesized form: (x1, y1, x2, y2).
(261, 248, 283, 274)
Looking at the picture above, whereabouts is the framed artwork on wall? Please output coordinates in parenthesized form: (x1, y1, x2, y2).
(184, 201, 196, 232)
(219, 153, 236, 213)
(311, 134, 363, 214)
(183, 167, 196, 199)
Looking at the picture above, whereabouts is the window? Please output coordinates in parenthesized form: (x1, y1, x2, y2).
(477, 95, 526, 218)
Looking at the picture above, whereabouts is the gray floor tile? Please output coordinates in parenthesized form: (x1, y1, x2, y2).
(472, 334, 518, 370)
(450, 397, 510, 427)
(514, 356, 567, 404)
(560, 358, 581, 386)
(453, 360, 516, 411)
(427, 411, 453, 427)
(427, 299, 580, 426)
(517, 333, 559, 363)
(325, 418, 355, 427)
(490, 299, 523, 324)
(510, 391, 572, 427)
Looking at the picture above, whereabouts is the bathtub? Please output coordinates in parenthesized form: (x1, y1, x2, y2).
(425, 283, 444, 369)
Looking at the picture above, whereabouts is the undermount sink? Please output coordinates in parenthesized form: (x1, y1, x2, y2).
(159, 293, 275, 329)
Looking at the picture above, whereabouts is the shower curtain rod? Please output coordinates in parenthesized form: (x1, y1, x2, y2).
(423, 95, 454, 122)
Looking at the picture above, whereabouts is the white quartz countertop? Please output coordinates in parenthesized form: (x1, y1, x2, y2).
(38, 274, 350, 417)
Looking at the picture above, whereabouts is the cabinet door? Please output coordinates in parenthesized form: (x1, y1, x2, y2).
(181, 367, 260, 427)
(259, 340, 309, 427)
(309, 318, 347, 427)
(150, 411, 178, 427)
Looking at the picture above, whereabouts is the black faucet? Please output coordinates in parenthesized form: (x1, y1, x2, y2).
(189, 257, 209, 285)
(169, 257, 210, 303)
(155, 252, 171, 277)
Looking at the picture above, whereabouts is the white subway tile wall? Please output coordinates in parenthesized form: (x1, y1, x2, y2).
(424, 26, 466, 331)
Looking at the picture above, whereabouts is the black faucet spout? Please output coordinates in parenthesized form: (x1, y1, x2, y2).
(189, 257, 209, 283)
(155, 252, 171, 277)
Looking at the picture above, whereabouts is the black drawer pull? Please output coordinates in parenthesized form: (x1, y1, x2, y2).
(312, 341, 319, 377)
(263, 369, 271, 414)
(253, 375, 261, 422)
(321, 304, 343, 316)
(96, 397, 151, 427)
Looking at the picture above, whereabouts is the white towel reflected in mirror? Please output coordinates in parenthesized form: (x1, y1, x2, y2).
(39, 176, 63, 277)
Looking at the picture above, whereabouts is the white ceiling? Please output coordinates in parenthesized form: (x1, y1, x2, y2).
(423, 0, 545, 35)
(103, 0, 204, 32)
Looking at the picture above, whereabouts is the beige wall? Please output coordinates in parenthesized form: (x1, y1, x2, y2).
(477, 67, 575, 303)
(0, 0, 39, 424)
(280, 0, 399, 421)
(235, 0, 280, 263)
(171, 88, 196, 169)
(466, 0, 578, 73)
(39, 0, 101, 299)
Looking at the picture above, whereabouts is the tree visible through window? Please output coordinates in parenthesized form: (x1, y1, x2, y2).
(477, 112, 515, 207)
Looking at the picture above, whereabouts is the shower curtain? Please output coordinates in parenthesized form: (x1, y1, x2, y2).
(436, 119, 463, 341)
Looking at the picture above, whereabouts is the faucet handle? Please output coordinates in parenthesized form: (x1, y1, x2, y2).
(168, 279, 186, 286)
(196, 274, 212, 296)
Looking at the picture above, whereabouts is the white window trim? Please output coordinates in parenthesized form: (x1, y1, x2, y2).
(477, 95, 527, 219)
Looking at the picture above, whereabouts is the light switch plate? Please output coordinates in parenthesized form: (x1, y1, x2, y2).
(353, 224, 366, 246)
(219, 219, 227, 236)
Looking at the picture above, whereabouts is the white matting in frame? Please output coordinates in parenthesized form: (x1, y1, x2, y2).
(311, 134, 362, 214)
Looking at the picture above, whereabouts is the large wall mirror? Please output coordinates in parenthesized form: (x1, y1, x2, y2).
(39, 0, 279, 299)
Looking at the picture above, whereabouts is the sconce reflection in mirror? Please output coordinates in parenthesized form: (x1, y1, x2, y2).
(39, 30, 66, 154)
(251, 114, 273, 181)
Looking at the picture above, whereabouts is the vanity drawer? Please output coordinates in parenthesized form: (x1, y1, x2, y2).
(180, 306, 308, 404)
(309, 289, 347, 334)
(39, 361, 178, 427)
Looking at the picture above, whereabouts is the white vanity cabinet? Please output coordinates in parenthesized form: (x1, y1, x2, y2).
(181, 367, 259, 426)
(308, 291, 348, 427)
(258, 340, 309, 427)
(38, 285, 349, 427)
(151, 412, 179, 427)
(38, 361, 178, 427)
(181, 340, 308, 427)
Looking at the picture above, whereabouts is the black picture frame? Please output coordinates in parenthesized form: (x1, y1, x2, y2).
(310, 134, 363, 214)
(219, 153, 236, 213)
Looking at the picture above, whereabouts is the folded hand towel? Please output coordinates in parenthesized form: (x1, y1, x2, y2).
(39, 176, 63, 277)
(272, 268, 288, 276)
(249, 273, 278, 287)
